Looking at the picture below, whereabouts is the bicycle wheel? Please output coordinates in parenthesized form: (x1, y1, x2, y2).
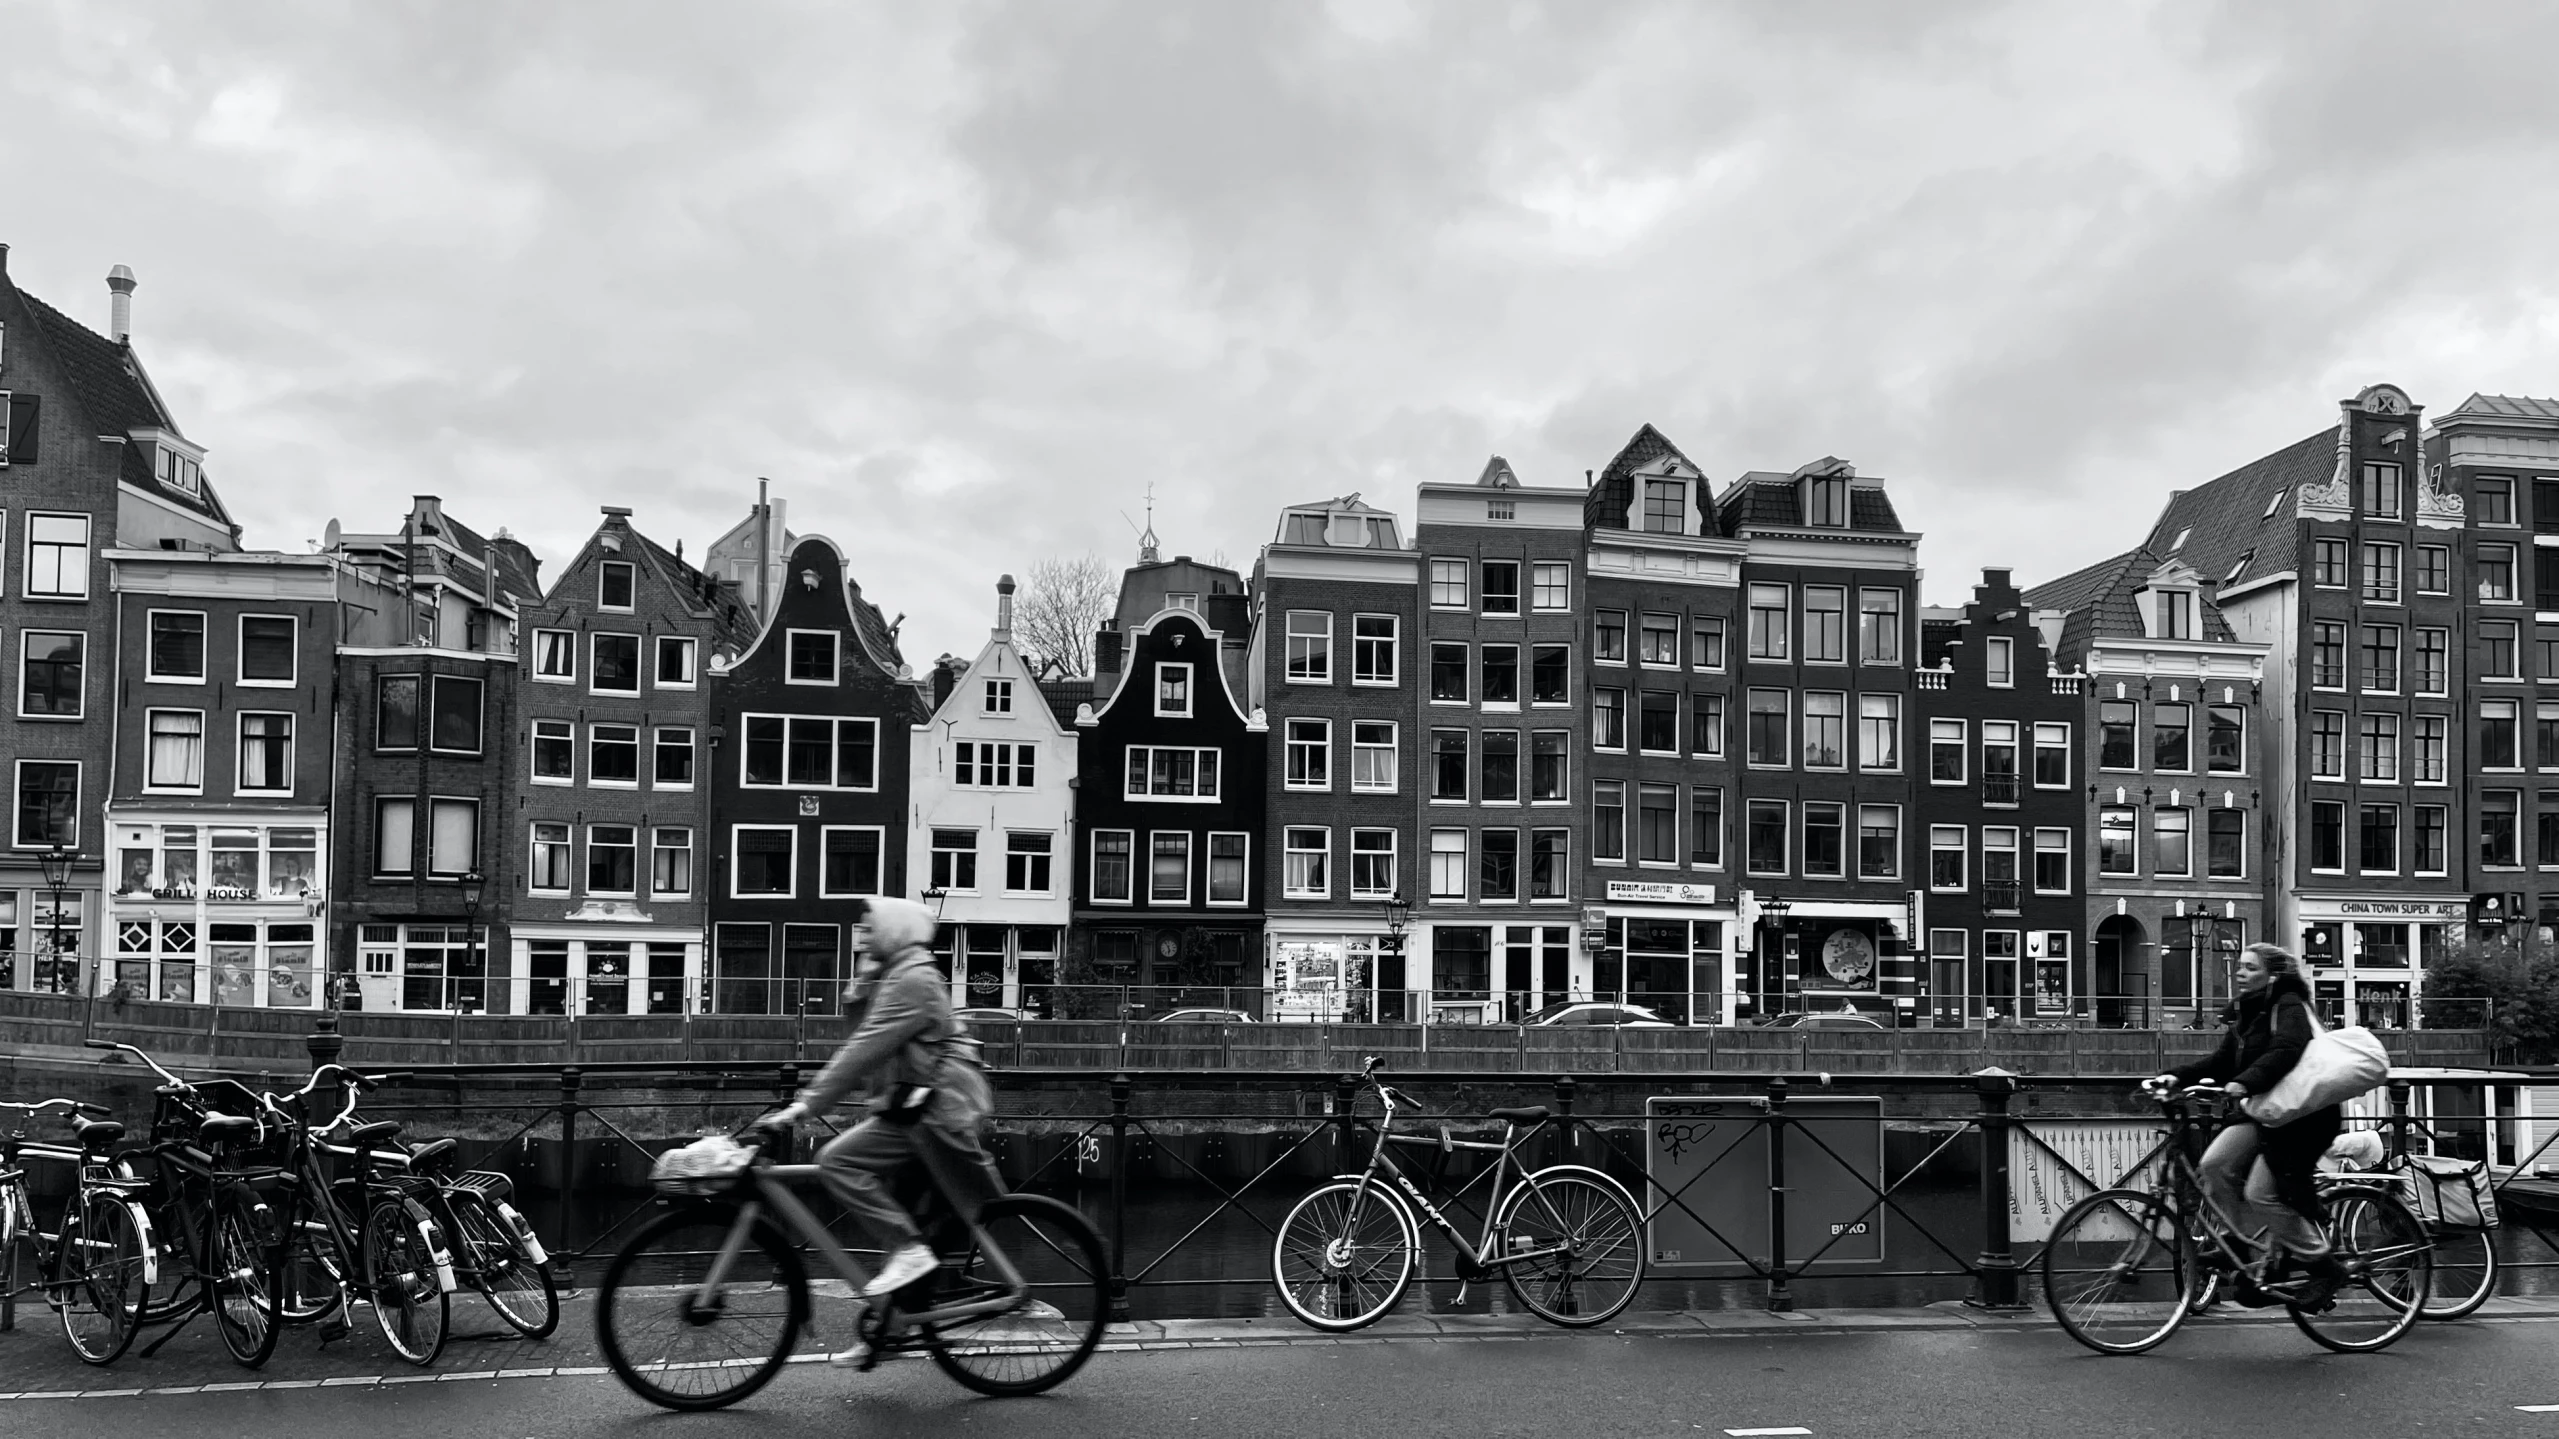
(2040, 1188, 2193, 1355)
(596, 1206, 806, 1412)
(445, 1192, 558, 1338)
(279, 1191, 349, 1326)
(924, 1193, 1110, 1396)
(2294, 1186, 2430, 1353)
(1494, 1166, 1645, 1327)
(2420, 1225, 2497, 1321)
(55, 1191, 149, 1364)
(1271, 1178, 1418, 1331)
(209, 1189, 284, 1367)
(363, 1195, 449, 1365)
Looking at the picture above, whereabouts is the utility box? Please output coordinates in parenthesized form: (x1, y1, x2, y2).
(1643, 1095, 1884, 1272)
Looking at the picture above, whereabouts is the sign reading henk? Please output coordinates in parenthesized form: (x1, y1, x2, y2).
(1604, 880, 1718, 905)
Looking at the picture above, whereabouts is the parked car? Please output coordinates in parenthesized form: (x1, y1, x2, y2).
(1759, 1011, 1887, 1031)
(1154, 1007, 1255, 1023)
(954, 1006, 1028, 1024)
(1519, 1001, 1674, 1029)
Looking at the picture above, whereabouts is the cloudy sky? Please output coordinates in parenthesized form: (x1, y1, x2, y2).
(13, 1, 2559, 667)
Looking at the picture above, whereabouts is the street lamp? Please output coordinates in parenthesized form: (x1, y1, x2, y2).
(1756, 894, 1793, 1017)
(459, 869, 486, 1015)
(1377, 892, 1410, 1022)
(41, 844, 86, 1036)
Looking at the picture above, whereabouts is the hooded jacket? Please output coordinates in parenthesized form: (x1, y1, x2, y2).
(790, 897, 991, 1128)
(2167, 972, 2319, 1097)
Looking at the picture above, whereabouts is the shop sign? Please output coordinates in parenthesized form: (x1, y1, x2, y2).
(2330, 900, 2464, 918)
(1271, 940, 1347, 1024)
(1604, 880, 1717, 905)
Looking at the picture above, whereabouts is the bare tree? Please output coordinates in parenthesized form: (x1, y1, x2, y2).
(1015, 554, 1118, 678)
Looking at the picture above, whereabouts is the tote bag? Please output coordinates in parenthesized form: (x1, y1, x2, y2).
(2241, 997, 2390, 1128)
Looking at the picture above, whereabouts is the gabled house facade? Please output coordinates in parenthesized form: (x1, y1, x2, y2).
(704, 536, 923, 1014)
(909, 576, 1076, 1016)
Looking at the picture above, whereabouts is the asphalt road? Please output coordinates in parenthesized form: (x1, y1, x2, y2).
(5, 1302, 2559, 1439)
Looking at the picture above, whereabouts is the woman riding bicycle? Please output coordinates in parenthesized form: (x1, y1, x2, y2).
(2150, 942, 2345, 1296)
(757, 897, 1004, 1336)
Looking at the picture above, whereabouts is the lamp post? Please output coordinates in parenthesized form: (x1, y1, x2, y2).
(1377, 891, 1410, 1023)
(459, 869, 486, 1015)
(1757, 894, 1793, 1018)
(41, 844, 86, 1038)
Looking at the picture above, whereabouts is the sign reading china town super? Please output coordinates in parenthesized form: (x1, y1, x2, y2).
(2330, 901, 2465, 918)
(1604, 880, 1717, 905)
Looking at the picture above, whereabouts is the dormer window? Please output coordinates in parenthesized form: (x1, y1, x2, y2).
(1326, 512, 1371, 546)
(1283, 513, 1326, 545)
(158, 448, 200, 494)
(2223, 551, 2252, 584)
(134, 429, 205, 496)
(1641, 479, 1685, 534)
(1803, 476, 1850, 527)
(2169, 527, 2191, 553)
(1166, 592, 1200, 612)
(2155, 588, 2196, 640)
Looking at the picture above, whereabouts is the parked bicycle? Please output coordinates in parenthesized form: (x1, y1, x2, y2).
(1, 1097, 155, 1363)
(1270, 1056, 1644, 1331)
(593, 1124, 1109, 1411)
(2040, 1080, 2432, 1355)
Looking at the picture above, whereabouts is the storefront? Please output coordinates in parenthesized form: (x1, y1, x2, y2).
(1588, 881, 1731, 1026)
(1409, 920, 1587, 1024)
(105, 814, 326, 1007)
(508, 927, 702, 1015)
(1739, 896, 1910, 1023)
(0, 880, 95, 995)
(1263, 928, 1388, 1023)
(2297, 896, 2459, 1030)
(929, 924, 1063, 1016)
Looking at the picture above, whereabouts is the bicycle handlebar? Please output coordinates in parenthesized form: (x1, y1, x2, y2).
(0, 1098, 108, 1119)
(84, 1038, 185, 1088)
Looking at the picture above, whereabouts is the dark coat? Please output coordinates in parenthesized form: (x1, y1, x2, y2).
(2167, 973, 2339, 1215)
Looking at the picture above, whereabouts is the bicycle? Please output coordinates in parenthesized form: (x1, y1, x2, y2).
(2040, 1081, 2432, 1355)
(2321, 1113, 2500, 1322)
(593, 1124, 1110, 1412)
(1, 1097, 155, 1364)
(255, 1065, 456, 1365)
(1269, 1056, 1644, 1331)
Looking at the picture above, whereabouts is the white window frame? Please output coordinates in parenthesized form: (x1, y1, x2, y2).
(1207, 831, 1250, 906)
(2033, 722, 2071, 788)
(586, 823, 641, 897)
(785, 628, 841, 686)
(816, 825, 882, 898)
(1283, 826, 1330, 899)
(529, 822, 573, 895)
(1089, 829, 1136, 905)
(1352, 614, 1399, 686)
(236, 614, 298, 688)
(1928, 824, 1967, 892)
(1802, 586, 1848, 665)
(1149, 830, 1193, 905)
(930, 828, 981, 894)
(736, 714, 880, 791)
(730, 824, 799, 899)
(146, 609, 209, 685)
(1155, 661, 1194, 717)
(530, 718, 575, 786)
(1429, 558, 1469, 609)
(1985, 636, 2015, 688)
(1480, 559, 1522, 616)
(1428, 828, 1468, 900)
(18, 629, 84, 721)
(24, 512, 91, 599)
(1285, 611, 1333, 683)
(1856, 803, 1900, 881)
(653, 826, 696, 897)
(143, 708, 207, 794)
(983, 678, 1014, 714)
(1004, 831, 1055, 896)
(598, 560, 637, 612)
(2033, 827, 2073, 893)
(428, 675, 486, 757)
(1351, 720, 1398, 793)
(654, 725, 696, 790)
(1929, 717, 1967, 785)
(1350, 828, 1397, 899)
(1530, 561, 1570, 612)
(373, 796, 415, 878)
(1124, 744, 1221, 802)
(1858, 693, 1900, 773)
(590, 632, 643, 696)
(425, 797, 479, 879)
(1284, 718, 1332, 791)
(588, 722, 642, 789)
(236, 711, 294, 795)
(655, 635, 698, 689)
(533, 628, 577, 683)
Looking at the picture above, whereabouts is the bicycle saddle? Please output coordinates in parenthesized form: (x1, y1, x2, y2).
(1489, 1106, 1550, 1125)
(346, 1120, 402, 1148)
(72, 1116, 125, 1148)
(197, 1114, 259, 1141)
(406, 1137, 458, 1170)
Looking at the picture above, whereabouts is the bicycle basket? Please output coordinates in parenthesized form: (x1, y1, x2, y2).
(2405, 1153, 2500, 1229)
(650, 1135, 756, 1197)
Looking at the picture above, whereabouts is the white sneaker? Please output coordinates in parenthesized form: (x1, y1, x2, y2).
(863, 1242, 938, 1298)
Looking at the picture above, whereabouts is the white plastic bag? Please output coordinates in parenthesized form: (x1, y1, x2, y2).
(2243, 999, 2389, 1128)
(650, 1134, 756, 1195)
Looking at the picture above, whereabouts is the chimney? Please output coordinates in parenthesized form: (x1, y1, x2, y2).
(106, 265, 136, 341)
(995, 573, 1016, 640)
(1095, 623, 1124, 678)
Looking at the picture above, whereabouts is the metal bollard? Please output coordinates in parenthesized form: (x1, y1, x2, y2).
(1333, 1071, 1358, 1163)
(553, 1067, 583, 1282)
(2386, 1078, 2414, 1164)
(1765, 1076, 1792, 1312)
(1108, 1073, 1133, 1323)
(1968, 1072, 2025, 1310)
(1553, 1074, 1578, 1159)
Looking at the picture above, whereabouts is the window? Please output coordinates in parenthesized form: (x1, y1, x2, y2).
(1929, 718, 1965, 783)
(589, 723, 640, 785)
(590, 559, 635, 610)
(1690, 616, 1727, 670)
(1640, 784, 1679, 865)
(239, 714, 292, 791)
(2415, 806, 2447, 874)
(1982, 827, 2020, 903)
(1123, 744, 1221, 800)
(1091, 831, 1134, 903)
(1857, 805, 1898, 879)
(655, 726, 696, 787)
(1746, 801, 1787, 875)
(1986, 635, 2015, 686)
(1802, 691, 1845, 768)
(1692, 788, 1724, 868)
(2206, 809, 2244, 878)
(2224, 552, 2253, 584)
(588, 633, 641, 694)
(2416, 629, 2448, 694)
(376, 675, 421, 751)
(2355, 625, 2399, 693)
(2153, 809, 2191, 877)
(1803, 588, 1846, 663)
(2416, 545, 2450, 594)
(2099, 806, 2137, 875)
(1352, 721, 1398, 792)
(1351, 830, 1396, 898)
(586, 824, 638, 895)
(2035, 721, 2072, 786)
(1747, 585, 1789, 661)
(1801, 802, 1844, 877)
(2361, 461, 2402, 518)
(1168, 591, 1200, 612)
(149, 612, 206, 680)
(2311, 622, 2346, 687)
(531, 719, 573, 781)
(1430, 829, 1469, 897)
(1429, 559, 1468, 607)
(1481, 560, 1521, 615)
(1805, 475, 1850, 527)
(2153, 704, 2190, 771)
(1638, 692, 1678, 754)
(2360, 713, 2400, 782)
(655, 827, 696, 896)
(1431, 643, 1468, 702)
(2310, 801, 2346, 872)
(1929, 825, 1966, 890)
(534, 630, 575, 680)
(1641, 478, 1686, 533)
(19, 632, 81, 718)
(2481, 791, 2521, 869)
(741, 715, 878, 789)
(2099, 701, 2137, 769)
(787, 630, 839, 684)
(810, 826, 878, 897)
(2484, 700, 2521, 769)
(146, 711, 204, 790)
(1285, 719, 1331, 789)
(2481, 545, 2517, 602)
(1747, 689, 1789, 766)
(1482, 730, 1520, 802)
(1352, 615, 1397, 684)
(2034, 828, 2071, 892)
(2483, 621, 2521, 680)
(656, 636, 697, 688)
(1636, 612, 1678, 667)
(1286, 611, 1332, 681)
(1531, 562, 1569, 610)
(2361, 543, 2401, 604)
(1530, 731, 1568, 801)
(931, 829, 980, 891)
(2540, 550, 2559, 611)
(1595, 610, 1628, 663)
(1480, 828, 1520, 899)
(1859, 589, 1902, 664)
(2313, 538, 2349, 587)
(530, 823, 571, 892)
(2358, 805, 2397, 875)
(734, 827, 796, 896)
(2154, 589, 2195, 640)
(2310, 710, 2345, 777)
(2477, 476, 2516, 525)
(1531, 644, 1570, 703)
(993, 831, 1051, 896)
(1530, 829, 1568, 899)
(1593, 688, 1626, 749)
(238, 617, 295, 684)
(2543, 703, 2559, 770)
(1482, 644, 1520, 705)
(374, 797, 415, 877)
(430, 676, 484, 754)
(1593, 781, 1626, 862)
(1982, 720, 2019, 800)
(1695, 694, 1728, 758)
(25, 514, 89, 597)
(2415, 714, 2448, 783)
(1432, 730, 1468, 799)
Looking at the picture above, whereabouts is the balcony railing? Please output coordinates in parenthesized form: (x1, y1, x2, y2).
(1981, 879, 2022, 914)
(1982, 773, 2019, 806)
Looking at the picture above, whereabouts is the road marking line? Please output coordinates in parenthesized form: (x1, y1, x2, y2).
(1727, 1430, 1812, 1437)
(2517, 1404, 2559, 1412)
